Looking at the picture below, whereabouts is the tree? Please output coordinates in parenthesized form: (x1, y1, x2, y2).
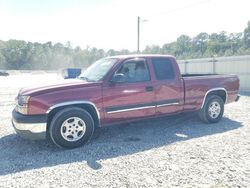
(161, 42, 177, 56)
(0, 20, 249, 69)
(107, 49, 116, 56)
(119, 49, 130, 55)
(176, 35, 192, 57)
(243, 21, 250, 48)
(0, 41, 6, 68)
(143, 45, 161, 54)
(0, 52, 7, 69)
(2, 40, 28, 69)
(228, 32, 242, 54)
(193, 32, 209, 55)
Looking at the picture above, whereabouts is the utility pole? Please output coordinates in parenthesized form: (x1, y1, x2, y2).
(137, 16, 140, 53)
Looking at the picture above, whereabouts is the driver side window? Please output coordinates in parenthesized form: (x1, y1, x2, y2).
(116, 60, 150, 83)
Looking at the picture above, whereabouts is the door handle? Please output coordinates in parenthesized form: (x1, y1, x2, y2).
(145, 86, 154, 92)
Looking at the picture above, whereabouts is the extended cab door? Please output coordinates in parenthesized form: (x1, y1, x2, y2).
(150, 57, 184, 115)
(102, 58, 156, 124)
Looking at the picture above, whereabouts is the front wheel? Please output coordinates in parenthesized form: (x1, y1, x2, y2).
(199, 95, 224, 123)
(49, 107, 95, 148)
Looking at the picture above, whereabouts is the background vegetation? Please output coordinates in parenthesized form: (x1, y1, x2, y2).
(0, 21, 250, 70)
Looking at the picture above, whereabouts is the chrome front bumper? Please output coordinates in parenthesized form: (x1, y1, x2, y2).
(12, 110, 47, 140)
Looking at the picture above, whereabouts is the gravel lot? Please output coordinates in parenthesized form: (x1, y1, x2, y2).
(0, 73, 250, 188)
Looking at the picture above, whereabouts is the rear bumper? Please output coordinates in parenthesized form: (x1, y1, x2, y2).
(235, 94, 240, 102)
(12, 110, 47, 140)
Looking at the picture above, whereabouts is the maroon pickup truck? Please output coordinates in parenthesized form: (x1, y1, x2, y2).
(12, 54, 240, 148)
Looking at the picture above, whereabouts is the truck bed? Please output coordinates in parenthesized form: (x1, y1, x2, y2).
(181, 74, 239, 110)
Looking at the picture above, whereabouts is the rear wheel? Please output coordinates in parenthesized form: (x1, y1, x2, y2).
(49, 107, 95, 148)
(199, 95, 224, 123)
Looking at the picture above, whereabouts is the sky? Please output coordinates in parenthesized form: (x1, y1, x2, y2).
(0, 0, 249, 51)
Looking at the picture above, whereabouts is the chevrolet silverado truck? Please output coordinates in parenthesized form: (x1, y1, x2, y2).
(12, 55, 240, 148)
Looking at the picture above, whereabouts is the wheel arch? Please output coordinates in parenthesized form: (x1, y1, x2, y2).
(46, 101, 100, 130)
(201, 88, 228, 109)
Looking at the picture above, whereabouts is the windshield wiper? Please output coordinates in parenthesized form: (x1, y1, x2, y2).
(78, 76, 96, 82)
(79, 76, 89, 81)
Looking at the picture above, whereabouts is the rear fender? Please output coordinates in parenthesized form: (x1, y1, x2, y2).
(201, 88, 228, 109)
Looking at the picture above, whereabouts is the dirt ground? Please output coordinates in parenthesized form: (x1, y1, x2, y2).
(0, 73, 249, 188)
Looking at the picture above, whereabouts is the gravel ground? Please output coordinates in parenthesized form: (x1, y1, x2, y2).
(0, 74, 250, 188)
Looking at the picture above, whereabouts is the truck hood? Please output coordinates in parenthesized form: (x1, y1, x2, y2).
(19, 79, 102, 96)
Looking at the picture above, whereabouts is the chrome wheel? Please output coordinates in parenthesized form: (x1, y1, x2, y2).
(60, 117, 86, 142)
(208, 101, 221, 119)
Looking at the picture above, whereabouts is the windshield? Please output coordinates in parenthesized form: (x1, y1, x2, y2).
(78, 58, 118, 82)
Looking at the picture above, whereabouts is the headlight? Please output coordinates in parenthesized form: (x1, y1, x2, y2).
(16, 95, 30, 114)
(18, 96, 30, 106)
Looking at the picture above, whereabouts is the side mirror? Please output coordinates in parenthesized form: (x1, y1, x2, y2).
(111, 73, 126, 83)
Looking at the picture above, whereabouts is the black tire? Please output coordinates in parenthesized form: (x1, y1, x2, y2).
(199, 95, 224, 123)
(49, 107, 95, 149)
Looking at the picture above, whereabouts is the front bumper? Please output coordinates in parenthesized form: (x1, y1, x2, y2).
(12, 110, 47, 140)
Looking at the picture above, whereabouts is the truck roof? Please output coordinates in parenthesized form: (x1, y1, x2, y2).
(106, 54, 175, 60)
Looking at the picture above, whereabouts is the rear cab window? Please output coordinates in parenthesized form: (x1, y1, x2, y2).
(151, 57, 175, 80)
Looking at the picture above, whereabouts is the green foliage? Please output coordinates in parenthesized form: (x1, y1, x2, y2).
(147, 21, 250, 59)
(244, 21, 250, 48)
(143, 45, 161, 54)
(0, 40, 124, 70)
(0, 20, 250, 70)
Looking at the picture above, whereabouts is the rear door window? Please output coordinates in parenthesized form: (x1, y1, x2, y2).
(152, 58, 175, 80)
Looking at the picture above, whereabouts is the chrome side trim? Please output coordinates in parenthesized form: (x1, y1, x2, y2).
(201, 88, 228, 109)
(107, 105, 155, 114)
(156, 102, 179, 108)
(46, 101, 100, 121)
